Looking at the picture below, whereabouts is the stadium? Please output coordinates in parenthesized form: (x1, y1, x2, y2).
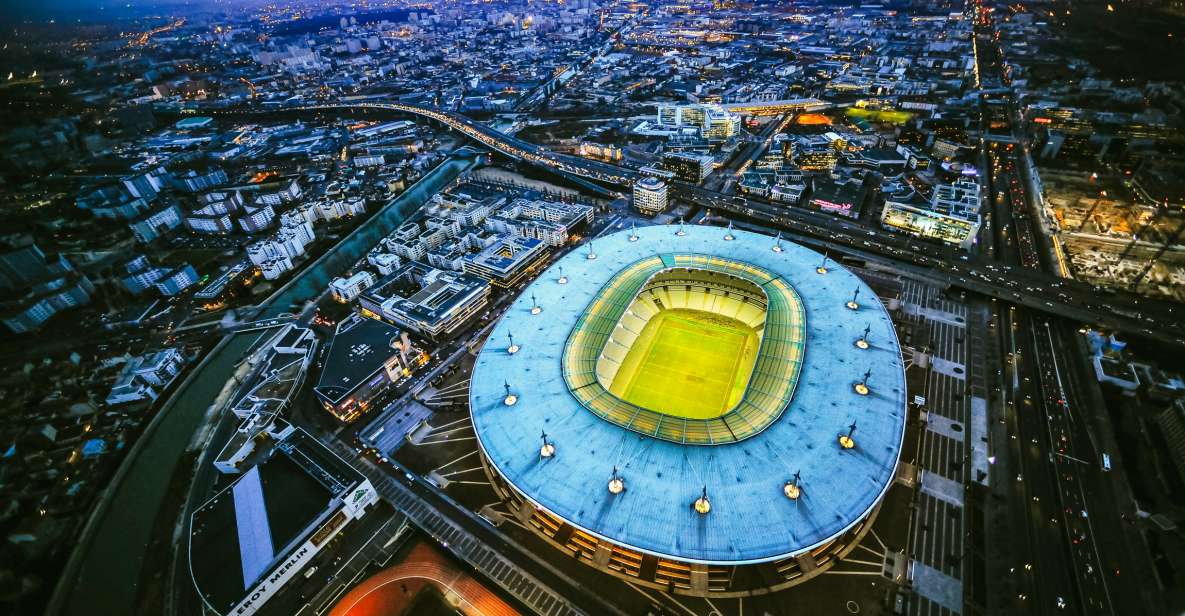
(469, 224, 907, 596)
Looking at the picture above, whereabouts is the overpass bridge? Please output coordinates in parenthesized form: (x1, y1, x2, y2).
(220, 100, 1184, 344)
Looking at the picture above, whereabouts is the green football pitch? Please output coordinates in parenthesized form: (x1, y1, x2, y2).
(609, 308, 759, 419)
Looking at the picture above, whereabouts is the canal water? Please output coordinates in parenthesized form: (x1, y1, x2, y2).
(59, 154, 477, 616)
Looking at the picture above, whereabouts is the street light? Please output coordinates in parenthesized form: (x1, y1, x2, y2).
(539, 431, 555, 458)
(507, 332, 519, 355)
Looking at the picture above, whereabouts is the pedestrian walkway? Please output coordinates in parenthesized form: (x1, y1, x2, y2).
(911, 561, 963, 613)
(931, 357, 967, 380)
(322, 439, 587, 616)
(926, 413, 965, 443)
(902, 303, 968, 329)
(920, 470, 965, 508)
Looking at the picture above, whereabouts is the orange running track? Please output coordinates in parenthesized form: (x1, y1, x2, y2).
(330, 542, 520, 616)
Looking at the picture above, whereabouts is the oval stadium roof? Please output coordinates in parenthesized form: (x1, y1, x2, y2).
(470, 224, 907, 564)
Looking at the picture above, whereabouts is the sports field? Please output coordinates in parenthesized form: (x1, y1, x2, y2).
(609, 308, 759, 419)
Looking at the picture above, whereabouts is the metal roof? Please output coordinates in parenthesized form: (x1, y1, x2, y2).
(470, 224, 907, 564)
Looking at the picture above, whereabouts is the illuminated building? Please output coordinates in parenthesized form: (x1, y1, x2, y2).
(655, 103, 740, 142)
(330, 271, 377, 303)
(793, 143, 838, 171)
(880, 179, 981, 249)
(808, 179, 865, 219)
(632, 177, 669, 215)
(358, 262, 490, 339)
(462, 235, 549, 288)
(313, 313, 417, 422)
(470, 225, 906, 596)
(661, 152, 713, 183)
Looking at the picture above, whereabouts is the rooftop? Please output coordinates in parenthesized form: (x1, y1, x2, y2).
(189, 429, 363, 612)
(313, 313, 402, 405)
(470, 224, 906, 565)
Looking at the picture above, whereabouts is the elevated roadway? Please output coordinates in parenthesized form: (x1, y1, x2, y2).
(221, 101, 1183, 343)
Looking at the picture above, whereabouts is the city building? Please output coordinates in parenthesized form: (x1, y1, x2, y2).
(153, 264, 200, 296)
(656, 103, 740, 142)
(880, 179, 982, 249)
(633, 177, 669, 215)
(313, 313, 418, 422)
(2, 271, 95, 334)
(119, 256, 164, 295)
(807, 178, 865, 219)
(129, 202, 185, 244)
(1157, 400, 1185, 484)
(330, 271, 377, 303)
(462, 235, 549, 288)
(662, 152, 713, 183)
(189, 427, 377, 616)
(104, 347, 186, 406)
(469, 225, 905, 596)
(358, 262, 490, 339)
(195, 260, 251, 304)
(483, 198, 593, 247)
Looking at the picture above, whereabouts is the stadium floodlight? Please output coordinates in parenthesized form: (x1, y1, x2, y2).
(839, 421, 857, 449)
(854, 369, 871, 395)
(503, 381, 518, 406)
(855, 323, 871, 349)
(608, 466, 625, 494)
(846, 287, 860, 310)
(693, 486, 711, 514)
(783, 470, 802, 500)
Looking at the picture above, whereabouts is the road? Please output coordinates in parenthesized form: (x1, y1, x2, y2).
(197, 98, 1184, 342)
(974, 8, 1148, 613)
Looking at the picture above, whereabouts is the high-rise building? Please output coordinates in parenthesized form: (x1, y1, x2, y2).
(633, 177, 669, 215)
(655, 104, 740, 142)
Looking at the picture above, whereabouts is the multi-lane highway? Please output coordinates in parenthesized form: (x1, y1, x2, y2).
(975, 6, 1148, 612)
(211, 98, 1185, 343)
